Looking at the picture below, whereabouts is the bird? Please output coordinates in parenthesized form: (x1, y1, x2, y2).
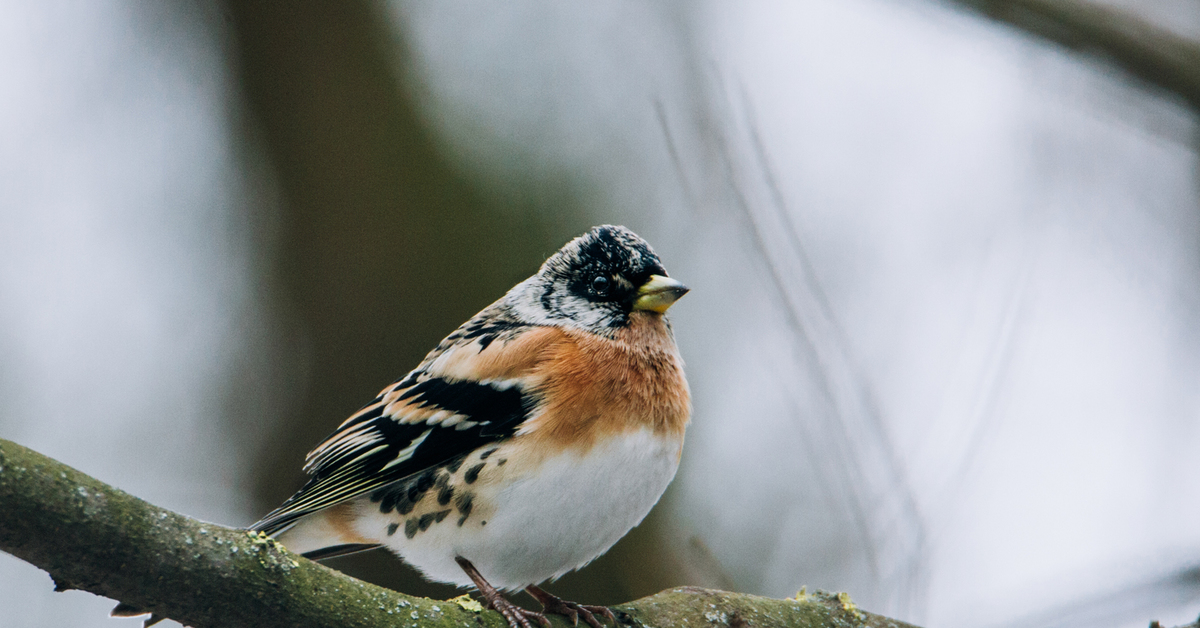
(114, 225, 691, 628)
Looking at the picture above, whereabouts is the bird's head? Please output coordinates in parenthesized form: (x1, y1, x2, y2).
(509, 225, 688, 334)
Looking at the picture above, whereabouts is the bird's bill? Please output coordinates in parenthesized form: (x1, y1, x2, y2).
(633, 274, 689, 313)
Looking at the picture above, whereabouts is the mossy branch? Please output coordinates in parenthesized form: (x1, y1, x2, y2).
(0, 438, 917, 628)
(948, 0, 1200, 110)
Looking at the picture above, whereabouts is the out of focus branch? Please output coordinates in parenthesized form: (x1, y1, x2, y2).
(948, 0, 1200, 109)
(0, 438, 918, 628)
(1159, 620, 1200, 628)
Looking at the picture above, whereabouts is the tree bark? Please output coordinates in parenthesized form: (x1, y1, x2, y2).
(0, 438, 916, 628)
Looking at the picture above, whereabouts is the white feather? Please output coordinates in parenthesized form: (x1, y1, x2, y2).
(350, 429, 682, 589)
(379, 428, 433, 472)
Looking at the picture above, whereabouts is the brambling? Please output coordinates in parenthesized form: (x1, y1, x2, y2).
(113, 226, 691, 628)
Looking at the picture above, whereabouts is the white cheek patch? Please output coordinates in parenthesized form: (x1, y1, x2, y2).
(503, 262, 639, 334)
(506, 279, 558, 327)
(551, 293, 620, 330)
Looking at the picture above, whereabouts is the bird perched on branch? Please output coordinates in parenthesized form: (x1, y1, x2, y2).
(117, 225, 691, 628)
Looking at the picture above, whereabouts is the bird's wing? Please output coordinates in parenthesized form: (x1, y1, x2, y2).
(250, 323, 565, 536)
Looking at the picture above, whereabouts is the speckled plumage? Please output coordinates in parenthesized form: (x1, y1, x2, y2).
(255, 225, 691, 628)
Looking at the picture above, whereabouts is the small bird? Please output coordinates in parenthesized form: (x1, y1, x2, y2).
(116, 225, 691, 628)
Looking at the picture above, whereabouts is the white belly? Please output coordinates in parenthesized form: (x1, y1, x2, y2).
(355, 429, 682, 590)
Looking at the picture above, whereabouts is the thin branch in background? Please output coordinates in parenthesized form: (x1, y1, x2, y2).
(996, 564, 1200, 628)
(714, 107, 885, 574)
(927, 246, 1033, 528)
(942, 0, 1200, 110)
(730, 84, 930, 615)
(659, 62, 930, 615)
(702, 108, 883, 573)
(654, 98, 702, 214)
(653, 78, 885, 584)
(693, 83, 876, 535)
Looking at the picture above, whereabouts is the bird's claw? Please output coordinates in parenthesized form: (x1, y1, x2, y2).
(540, 598, 615, 628)
(524, 585, 616, 628)
(486, 595, 553, 628)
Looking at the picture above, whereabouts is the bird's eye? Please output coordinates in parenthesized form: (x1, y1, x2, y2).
(591, 274, 611, 297)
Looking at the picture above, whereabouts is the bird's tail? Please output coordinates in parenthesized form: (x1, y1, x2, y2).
(109, 603, 166, 627)
(271, 503, 382, 559)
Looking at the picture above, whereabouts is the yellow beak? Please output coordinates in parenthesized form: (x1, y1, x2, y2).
(633, 275, 689, 313)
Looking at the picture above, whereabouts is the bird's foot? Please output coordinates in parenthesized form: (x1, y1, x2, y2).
(525, 584, 616, 628)
(455, 556, 553, 628)
(484, 594, 553, 628)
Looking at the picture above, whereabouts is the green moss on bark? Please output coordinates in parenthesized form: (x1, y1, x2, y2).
(0, 438, 921, 628)
(617, 588, 918, 628)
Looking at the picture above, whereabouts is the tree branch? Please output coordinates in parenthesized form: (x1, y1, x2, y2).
(0, 438, 918, 628)
(946, 0, 1200, 110)
(1157, 620, 1200, 628)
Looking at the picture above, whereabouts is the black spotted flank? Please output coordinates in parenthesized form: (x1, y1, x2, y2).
(455, 492, 473, 526)
(396, 509, 454, 540)
(444, 456, 465, 474)
(372, 468, 437, 516)
(464, 462, 486, 484)
(437, 483, 454, 506)
(249, 375, 532, 537)
(371, 461, 460, 516)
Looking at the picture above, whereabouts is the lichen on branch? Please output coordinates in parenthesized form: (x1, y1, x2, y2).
(0, 438, 917, 628)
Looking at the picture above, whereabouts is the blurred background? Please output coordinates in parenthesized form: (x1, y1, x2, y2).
(2, 1, 1199, 627)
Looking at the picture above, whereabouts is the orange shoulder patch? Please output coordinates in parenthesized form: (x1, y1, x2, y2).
(427, 326, 568, 382)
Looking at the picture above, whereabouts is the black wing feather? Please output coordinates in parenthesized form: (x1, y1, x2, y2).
(251, 374, 534, 535)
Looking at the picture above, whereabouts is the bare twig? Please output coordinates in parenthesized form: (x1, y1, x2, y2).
(947, 0, 1200, 109)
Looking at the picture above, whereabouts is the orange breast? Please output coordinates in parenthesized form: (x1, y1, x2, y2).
(519, 312, 691, 453)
